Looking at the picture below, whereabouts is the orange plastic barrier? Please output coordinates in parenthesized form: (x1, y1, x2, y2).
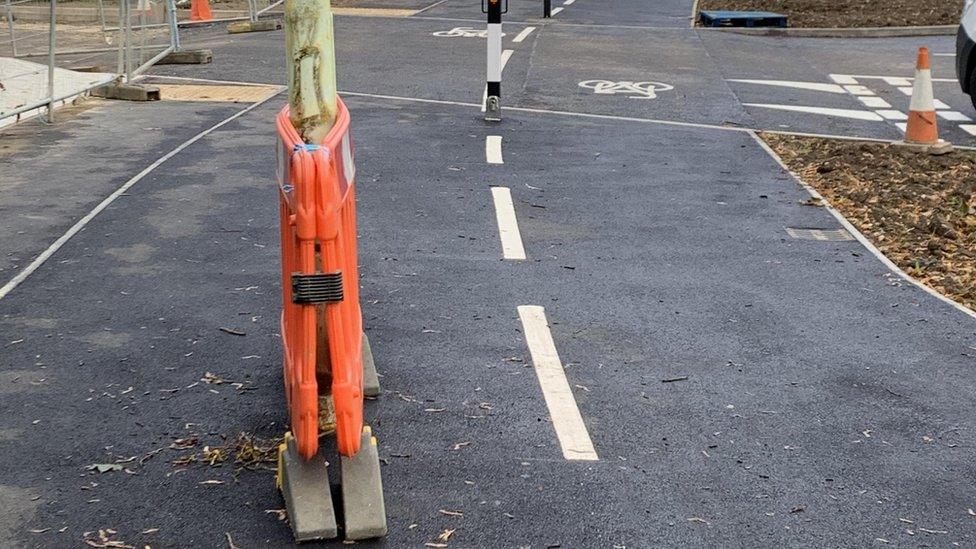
(189, 0, 213, 21)
(276, 98, 364, 460)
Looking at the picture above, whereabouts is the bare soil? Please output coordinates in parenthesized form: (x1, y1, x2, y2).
(696, 0, 964, 28)
(763, 134, 976, 311)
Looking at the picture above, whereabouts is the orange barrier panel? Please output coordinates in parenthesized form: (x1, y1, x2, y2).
(190, 0, 213, 21)
(276, 97, 364, 460)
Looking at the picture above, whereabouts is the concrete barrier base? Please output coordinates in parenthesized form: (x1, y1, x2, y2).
(363, 332, 381, 397)
(276, 433, 339, 542)
(91, 82, 160, 101)
(341, 426, 388, 540)
(158, 49, 213, 65)
(227, 19, 282, 33)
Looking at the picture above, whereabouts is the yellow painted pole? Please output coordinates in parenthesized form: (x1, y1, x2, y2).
(284, 0, 338, 145)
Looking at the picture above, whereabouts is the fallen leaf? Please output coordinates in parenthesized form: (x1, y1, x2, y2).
(86, 464, 124, 474)
(437, 528, 456, 542)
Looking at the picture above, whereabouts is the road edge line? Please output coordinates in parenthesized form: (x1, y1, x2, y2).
(749, 130, 976, 322)
(0, 87, 286, 302)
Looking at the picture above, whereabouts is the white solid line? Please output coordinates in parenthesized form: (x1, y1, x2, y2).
(932, 99, 951, 109)
(490, 187, 526, 260)
(960, 124, 976, 136)
(875, 109, 908, 121)
(933, 53, 955, 57)
(858, 96, 891, 109)
(512, 26, 535, 43)
(726, 79, 846, 94)
(898, 86, 915, 96)
(414, 0, 447, 14)
(938, 110, 973, 122)
(136, 74, 278, 88)
(486, 135, 503, 164)
(750, 131, 976, 322)
(895, 122, 908, 132)
(338, 90, 930, 143)
(517, 305, 599, 460)
(0, 88, 285, 302)
(551, 6, 563, 14)
(828, 74, 859, 85)
(742, 103, 885, 121)
(844, 75, 956, 84)
(563, 0, 575, 4)
(843, 85, 874, 96)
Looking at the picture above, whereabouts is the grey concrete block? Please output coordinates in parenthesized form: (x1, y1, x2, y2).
(227, 19, 281, 33)
(893, 139, 954, 155)
(90, 83, 161, 102)
(158, 49, 213, 65)
(278, 434, 338, 542)
(362, 332, 380, 397)
(340, 426, 388, 540)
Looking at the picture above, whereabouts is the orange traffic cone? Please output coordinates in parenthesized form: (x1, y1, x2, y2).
(190, 0, 213, 21)
(898, 47, 952, 154)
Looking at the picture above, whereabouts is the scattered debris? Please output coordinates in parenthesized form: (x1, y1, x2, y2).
(687, 517, 709, 525)
(85, 464, 124, 474)
(218, 327, 246, 336)
(438, 509, 464, 517)
(661, 376, 689, 383)
(83, 529, 133, 548)
(437, 529, 456, 542)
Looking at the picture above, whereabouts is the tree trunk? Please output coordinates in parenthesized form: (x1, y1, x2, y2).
(284, 0, 338, 145)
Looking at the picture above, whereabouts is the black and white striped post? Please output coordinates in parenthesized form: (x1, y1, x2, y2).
(484, 0, 502, 121)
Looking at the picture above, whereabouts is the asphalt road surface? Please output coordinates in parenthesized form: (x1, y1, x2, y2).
(2, 0, 976, 547)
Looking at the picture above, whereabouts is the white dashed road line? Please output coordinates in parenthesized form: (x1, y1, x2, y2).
(876, 109, 907, 121)
(490, 187, 526, 260)
(481, 49, 515, 112)
(486, 135, 503, 164)
(551, 6, 563, 15)
(727, 79, 845, 94)
(857, 96, 891, 108)
(512, 26, 535, 43)
(938, 111, 973, 122)
(742, 103, 885, 121)
(517, 305, 599, 461)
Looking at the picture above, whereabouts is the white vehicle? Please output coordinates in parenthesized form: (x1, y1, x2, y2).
(959, 0, 976, 109)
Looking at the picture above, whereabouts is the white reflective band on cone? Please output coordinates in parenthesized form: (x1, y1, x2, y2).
(487, 23, 502, 81)
(909, 68, 935, 112)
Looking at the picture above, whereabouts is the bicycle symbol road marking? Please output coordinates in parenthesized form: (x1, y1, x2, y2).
(577, 80, 674, 99)
(433, 26, 505, 38)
